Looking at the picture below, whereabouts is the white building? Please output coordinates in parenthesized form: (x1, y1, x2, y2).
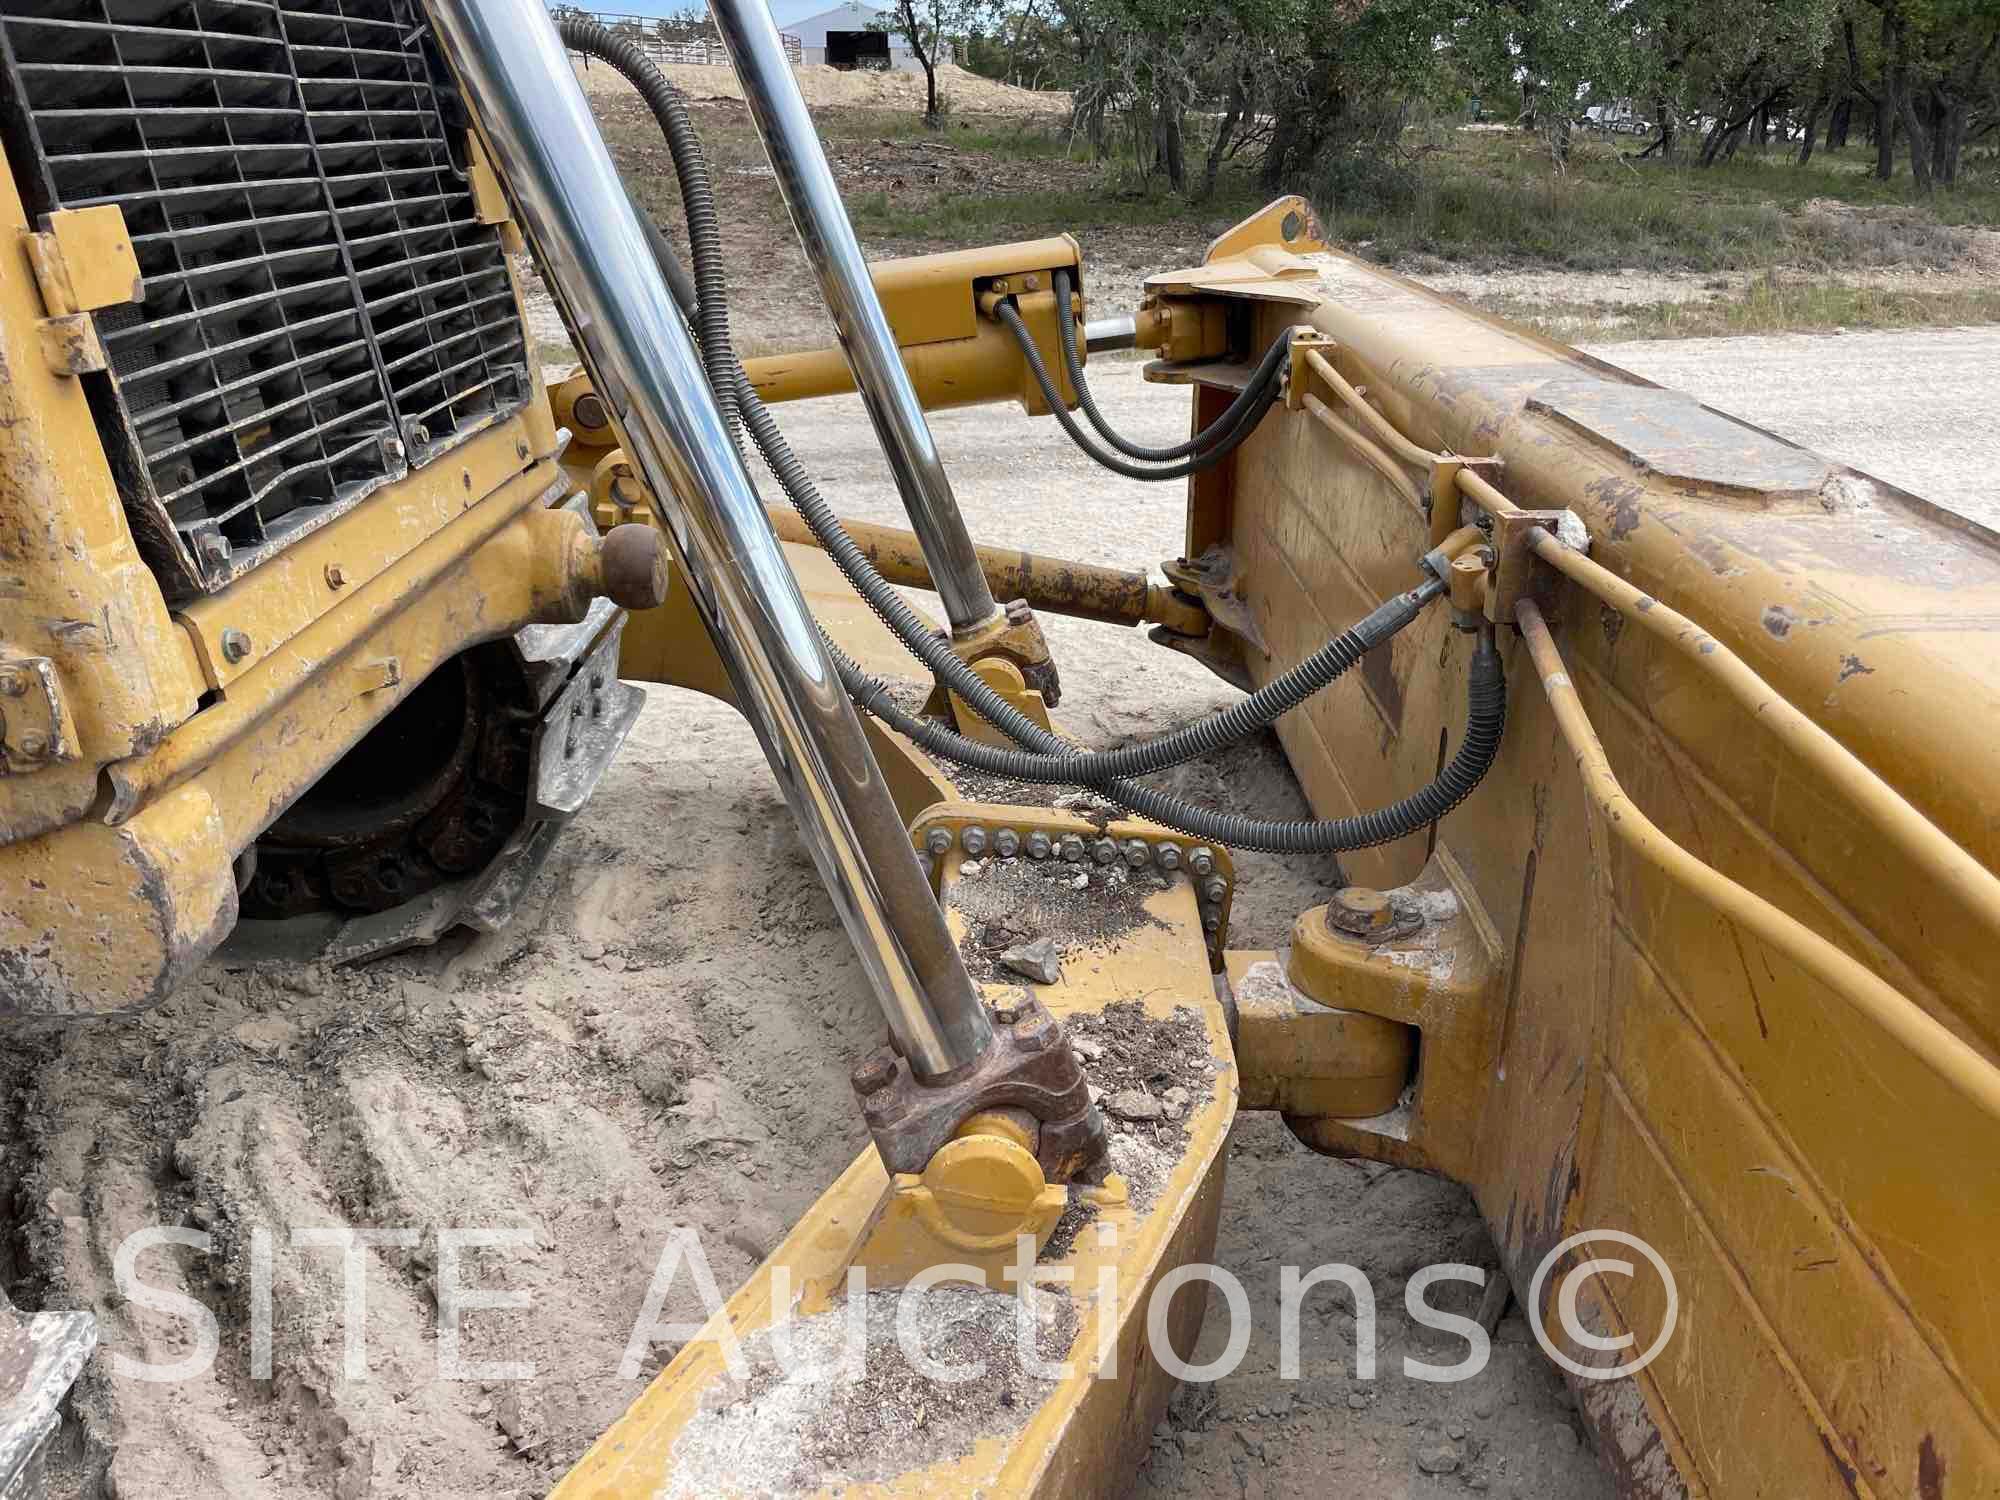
(775, 0, 948, 72)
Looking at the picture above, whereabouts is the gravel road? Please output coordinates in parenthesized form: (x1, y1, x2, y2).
(1579, 324, 2000, 529)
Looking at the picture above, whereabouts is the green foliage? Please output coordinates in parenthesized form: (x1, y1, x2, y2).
(1313, 128, 1997, 270)
(876, 0, 999, 119)
(1306, 143, 1424, 218)
(1036, 0, 1995, 198)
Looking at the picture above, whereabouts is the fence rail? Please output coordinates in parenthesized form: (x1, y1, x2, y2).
(551, 8, 803, 66)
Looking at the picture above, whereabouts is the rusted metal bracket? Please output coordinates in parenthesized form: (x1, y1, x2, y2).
(1484, 507, 1567, 627)
(0, 654, 80, 775)
(20, 205, 142, 377)
(1160, 546, 1263, 691)
(934, 596, 1063, 707)
(1427, 455, 1508, 548)
(851, 992, 1105, 1180)
(1285, 328, 1336, 411)
(910, 802, 1238, 967)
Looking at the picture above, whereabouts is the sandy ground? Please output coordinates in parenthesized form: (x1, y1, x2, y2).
(1578, 325, 2000, 527)
(572, 57, 1068, 116)
(8, 279, 1995, 1499)
(7, 360, 1615, 1500)
(1417, 221, 2000, 321)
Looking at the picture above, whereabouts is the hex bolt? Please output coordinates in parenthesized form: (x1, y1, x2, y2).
(1202, 876, 1230, 905)
(925, 827, 954, 856)
(324, 563, 347, 590)
(960, 826, 989, 857)
(850, 1052, 897, 1096)
(16, 731, 47, 759)
(1090, 836, 1119, 865)
(1202, 908, 1222, 934)
(1155, 843, 1183, 871)
(1188, 846, 1217, 878)
(1123, 838, 1151, 868)
(219, 628, 252, 664)
(1328, 886, 1394, 937)
(1059, 833, 1087, 863)
(0, 669, 26, 699)
(992, 828, 1021, 859)
(1026, 831, 1053, 861)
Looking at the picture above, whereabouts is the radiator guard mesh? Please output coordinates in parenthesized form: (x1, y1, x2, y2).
(0, 0, 531, 599)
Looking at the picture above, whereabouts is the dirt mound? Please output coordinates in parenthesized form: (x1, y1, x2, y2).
(571, 57, 1069, 117)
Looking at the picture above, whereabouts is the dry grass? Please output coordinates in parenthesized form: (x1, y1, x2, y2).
(1480, 273, 2000, 342)
(1320, 128, 2000, 274)
(578, 91, 2000, 346)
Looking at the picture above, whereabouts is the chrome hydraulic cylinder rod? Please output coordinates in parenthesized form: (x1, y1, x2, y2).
(1083, 314, 1139, 353)
(425, 0, 991, 1079)
(709, 0, 1002, 639)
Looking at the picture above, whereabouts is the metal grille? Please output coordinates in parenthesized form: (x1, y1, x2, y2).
(0, 0, 530, 599)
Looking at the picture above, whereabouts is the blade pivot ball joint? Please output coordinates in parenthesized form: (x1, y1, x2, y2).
(850, 992, 1106, 1181)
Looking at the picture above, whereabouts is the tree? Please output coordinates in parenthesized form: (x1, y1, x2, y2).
(878, 0, 996, 124)
(650, 4, 713, 45)
(1614, 0, 1840, 168)
(1872, 0, 2000, 188)
(1458, 0, 1642, 170)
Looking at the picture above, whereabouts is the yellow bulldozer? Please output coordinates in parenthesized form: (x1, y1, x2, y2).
(3, 0, 1996, 1495)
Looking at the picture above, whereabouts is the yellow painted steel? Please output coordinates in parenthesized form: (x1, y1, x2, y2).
(23, 205, 143, 316)
(763, 505, 1210, 636)
(10, 113, 1992, 1495)
(2, 465, 620, 1014)
(0, 134, 629, 1015)
(553, 827, 1236, 1500)
(0, 156, 204, 843)
(838, 1115, 1079, 1294)
(557, 237, 1086, 447)
(743, 316, 1067, 413)
(99, 474, 603, 832)
(1172, 231, 2000, 1495)
(1223, 949, 1416, 1119)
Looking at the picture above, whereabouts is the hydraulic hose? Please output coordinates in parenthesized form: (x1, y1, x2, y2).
(1000, 298, 1288, 482)
(555, 21, 1506, 851)
(557, 16, 738, 434)
(843, 628, 1505, 853)
(1051, 266, 1278, 462)
(844, 579, 1441, 786)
